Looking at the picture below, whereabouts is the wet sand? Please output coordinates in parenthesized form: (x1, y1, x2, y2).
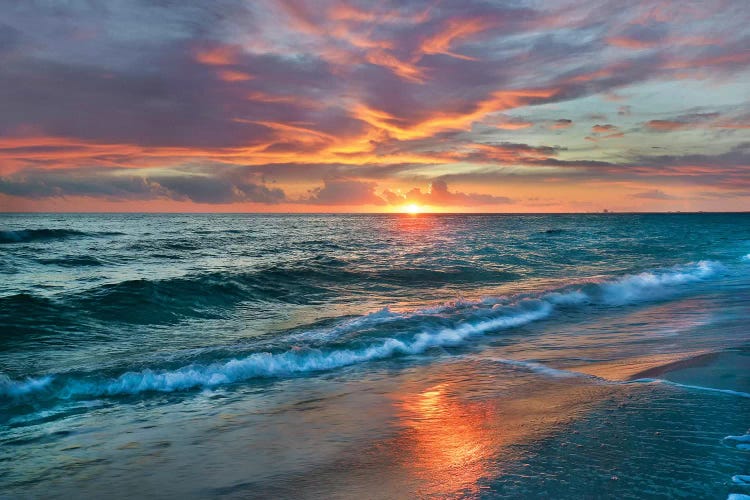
(571, 349, 714, 381)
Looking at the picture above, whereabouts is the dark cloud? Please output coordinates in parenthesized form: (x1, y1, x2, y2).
(385, 179, 512, 206)
(629, 189, 679, 200)
(0, 167, 286, 204)
(0, 23, 21, 56)
(304, 179, 386, 205)
(549, 119, 573, 129)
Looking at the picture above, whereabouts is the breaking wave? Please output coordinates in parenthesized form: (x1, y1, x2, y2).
(0, 260, 726, 402)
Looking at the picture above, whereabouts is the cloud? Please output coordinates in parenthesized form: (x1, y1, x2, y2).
(0, 0, 748, 210)
(586, 123, 623, 141)
(591, 124, 618, 133)
(644, 112, 722, 131)
(629, 189, 679, 200)
(607, 23, 670, 49)
(549, 119, 573, 129)
(384, 179, 512, 207)
(489, 115, 534, 130)
(304, 178, 386, 205)
(0, 167, 286, 204)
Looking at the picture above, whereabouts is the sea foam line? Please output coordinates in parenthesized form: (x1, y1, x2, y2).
(0, 260, 725, 400)
(48, 302, 554, 398)
(490, 358, 593, 379)
(630, 378, 750, 399)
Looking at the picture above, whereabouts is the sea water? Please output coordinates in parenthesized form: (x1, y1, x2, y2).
(1, 213, 749, 498)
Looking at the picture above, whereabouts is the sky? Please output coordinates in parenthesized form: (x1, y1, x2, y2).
(0, 0, 749, 213)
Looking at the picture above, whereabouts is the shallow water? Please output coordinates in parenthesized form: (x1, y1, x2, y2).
(1, 213, 749, 498)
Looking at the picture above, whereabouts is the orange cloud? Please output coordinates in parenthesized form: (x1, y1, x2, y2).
(193, 45, 241, 65)
(646, 119, 688, 131)
(607, 36, 658, 49)
(591, 124, 618, 133)
(365, 50, 424, 82)
(355, 88, 559, 141)
(665, 50, 750, 70)
(328, 4, 430, 25)
(495, 121, 533, 130)
(608, 35, 720, 49)
(714, 121, 750, 130)
(217, 70, 254, 82)
(420, 18, 493, 60)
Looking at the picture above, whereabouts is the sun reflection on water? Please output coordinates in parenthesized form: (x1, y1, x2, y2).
(396, 382, 495, 496)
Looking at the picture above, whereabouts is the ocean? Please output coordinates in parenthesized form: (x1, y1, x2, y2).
(1, 213, 749, 498)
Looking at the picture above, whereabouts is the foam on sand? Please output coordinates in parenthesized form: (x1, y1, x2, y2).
(491, 358, 592, 379)
(630, 378, 750, 399)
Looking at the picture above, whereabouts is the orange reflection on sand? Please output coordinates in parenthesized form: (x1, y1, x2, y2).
(385, 363, 614, 497)
(396, 383, 495, 496)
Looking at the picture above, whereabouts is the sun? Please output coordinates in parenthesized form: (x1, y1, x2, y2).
(404, 203, 422, 214)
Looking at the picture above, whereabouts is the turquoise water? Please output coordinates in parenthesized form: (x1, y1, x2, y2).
(1, 213, 749, 498)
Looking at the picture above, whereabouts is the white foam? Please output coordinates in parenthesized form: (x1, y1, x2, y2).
(491, 358, 587, 379)
(285, 307, 402, 343)
(0, 374, 53, 398)
(600, 260, 722, 305)
(728, 494, 750, 500)
(544, 290, 590, 305)
(54, 302, 555, 396)
(632, 378, 750, 399)
(733, 475, 750, 486)
(1, 259, 730, 400)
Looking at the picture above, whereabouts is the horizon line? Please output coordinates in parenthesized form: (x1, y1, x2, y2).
(2, 211, 749, 215)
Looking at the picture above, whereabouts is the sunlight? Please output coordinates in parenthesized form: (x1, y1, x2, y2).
(404, 203, 422, 214)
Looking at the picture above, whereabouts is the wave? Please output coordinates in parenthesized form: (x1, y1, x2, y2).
(723, 434, 750, 451)
(37, 256, 104, 267)
(2, 301, 554, 399)
(0, 374, 54, 397)
(599, 260, 721, 305)
(70, 267, 336, 323)
(0, 260, 726, 401)
(9, 262, 518, 325)
(0, 228, 122, 244)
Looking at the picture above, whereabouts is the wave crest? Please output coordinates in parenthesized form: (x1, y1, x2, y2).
(0, 260, 724, 401)
(0, 228, 122, 244)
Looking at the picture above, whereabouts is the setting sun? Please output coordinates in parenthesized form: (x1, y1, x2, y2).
(404, 203, 422, 214)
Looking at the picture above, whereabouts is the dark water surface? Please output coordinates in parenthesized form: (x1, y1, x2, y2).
(1, 213, 749, 498)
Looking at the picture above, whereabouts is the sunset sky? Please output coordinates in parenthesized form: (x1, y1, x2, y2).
(1, 0, 749, 212)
